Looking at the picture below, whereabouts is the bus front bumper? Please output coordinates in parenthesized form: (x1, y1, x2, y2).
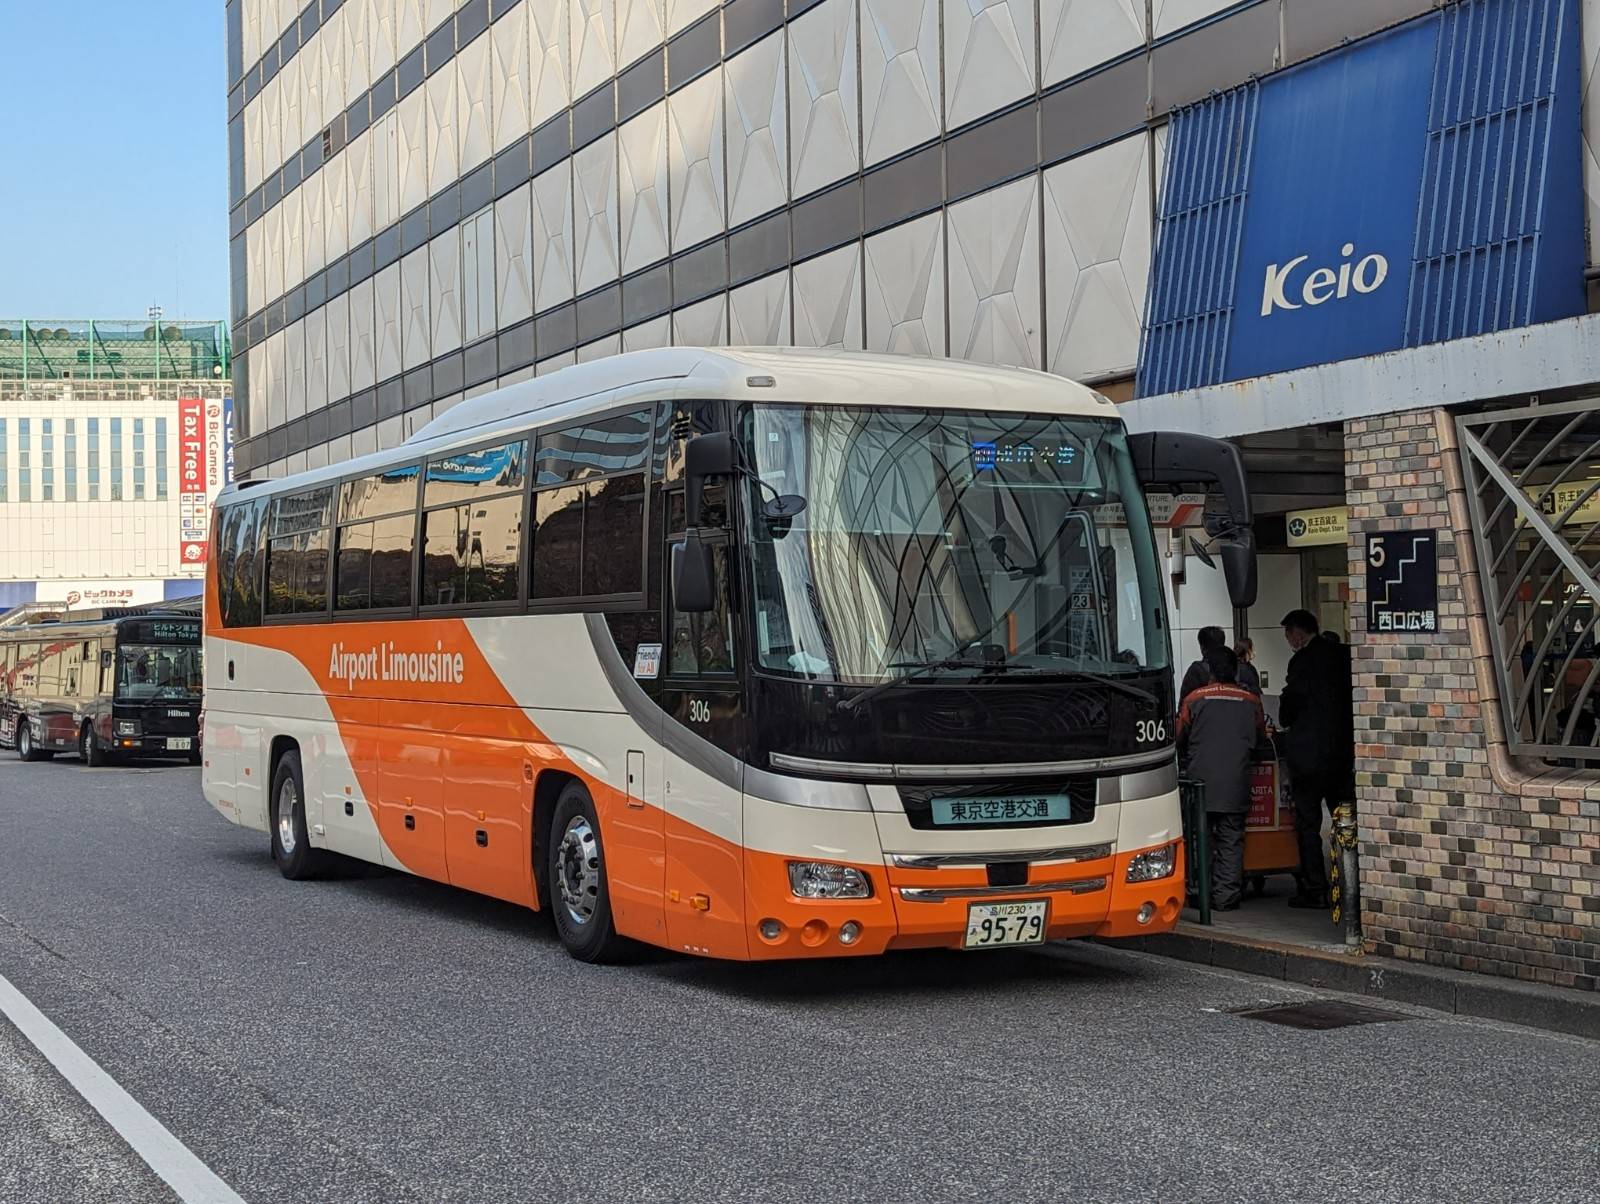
(740, 839, 1184, 960)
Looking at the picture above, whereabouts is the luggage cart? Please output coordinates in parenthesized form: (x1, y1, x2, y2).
(1242, 736, 1299, 898)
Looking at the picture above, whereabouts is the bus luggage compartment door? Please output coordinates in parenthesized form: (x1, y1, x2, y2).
(375, 706, 450, 882)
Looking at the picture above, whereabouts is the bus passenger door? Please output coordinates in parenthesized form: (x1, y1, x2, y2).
(660, 537, 749, 959)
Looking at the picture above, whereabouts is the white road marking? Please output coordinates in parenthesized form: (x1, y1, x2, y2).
(0, 970, 246, 1204)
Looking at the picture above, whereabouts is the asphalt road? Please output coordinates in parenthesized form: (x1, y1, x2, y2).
(0, 756, 1596, 1204)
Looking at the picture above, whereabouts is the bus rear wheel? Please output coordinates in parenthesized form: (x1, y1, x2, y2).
(546, 781, 626, 964)
(17, 723, 50, 763)
(270, 749, 331, 880)
(80, 723, 108, 767)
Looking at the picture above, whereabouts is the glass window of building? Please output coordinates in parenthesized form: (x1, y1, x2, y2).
(133, 418, 146, 500)
(40, 419, 52, 502)
(155, 417, 168, 500)
(64, 419, 77, 502)
(110, 417, 123, 501)
(87, 417, 100, 500)
(18, 418, 30, 502)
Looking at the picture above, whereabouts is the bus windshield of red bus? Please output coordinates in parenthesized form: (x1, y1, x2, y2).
(116, 644, 203, 700)
(741, 404, 1170, 686)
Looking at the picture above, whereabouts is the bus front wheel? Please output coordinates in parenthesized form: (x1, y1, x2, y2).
(546, 781, 626, 964)
(270, 749, 331, 880)
(80, 723, 108, 768)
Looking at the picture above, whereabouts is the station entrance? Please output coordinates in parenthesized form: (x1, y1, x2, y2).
(1165, 423, 1357, 950)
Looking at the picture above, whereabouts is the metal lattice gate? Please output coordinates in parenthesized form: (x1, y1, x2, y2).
(1457, 398, 1600, 764)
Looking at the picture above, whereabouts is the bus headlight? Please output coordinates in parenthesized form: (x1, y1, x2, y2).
(114, 720, 140, 736)
(1125, 844, 1178, 883)
(787, 861, 872, 899)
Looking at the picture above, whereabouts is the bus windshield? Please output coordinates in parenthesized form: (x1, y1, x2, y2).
(741, 404, 1171, 685)
(116, 644, 203, 700)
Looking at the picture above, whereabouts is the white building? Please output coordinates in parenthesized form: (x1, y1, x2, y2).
(0, 322, 233, 611)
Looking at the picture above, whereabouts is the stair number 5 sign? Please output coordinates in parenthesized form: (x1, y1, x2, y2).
(1367, 531, 1438, 634)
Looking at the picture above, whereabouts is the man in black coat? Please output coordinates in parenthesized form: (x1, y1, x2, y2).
(1278, 609, 1355, 908)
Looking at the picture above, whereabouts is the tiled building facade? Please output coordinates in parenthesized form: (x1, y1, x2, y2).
(224, 0, 1458, 478)
(1348, 411, 1600, 990)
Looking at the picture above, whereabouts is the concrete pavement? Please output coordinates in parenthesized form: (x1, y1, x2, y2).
(0, 757, 1595, 1203)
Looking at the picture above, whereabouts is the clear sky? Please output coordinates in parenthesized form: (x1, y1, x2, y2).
(0, 3, 230, 321)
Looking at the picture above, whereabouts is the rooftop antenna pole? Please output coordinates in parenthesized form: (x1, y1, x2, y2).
(149, 303, 162, 387)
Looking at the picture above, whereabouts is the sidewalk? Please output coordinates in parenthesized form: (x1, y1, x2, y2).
(1109, 877, 1600, 1041)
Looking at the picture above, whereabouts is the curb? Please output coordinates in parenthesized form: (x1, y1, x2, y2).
(1106, 924, 1600, 1042)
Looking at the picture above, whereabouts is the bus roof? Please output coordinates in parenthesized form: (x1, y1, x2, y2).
(218, 348, 1115, 504)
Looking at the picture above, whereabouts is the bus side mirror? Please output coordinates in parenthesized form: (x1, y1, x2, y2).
(684, 431, 736, 528)
(1128, 429, 1257, 609)
(1219, 531, 1258, 610)
(101, 650, 113, 668)
(672, 529, 716, 613)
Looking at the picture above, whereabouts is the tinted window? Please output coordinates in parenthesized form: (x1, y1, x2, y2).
(35, 646, 62, 694)
(220, 496, 268, 627)
(340, 464, 419, 522)
(583, 475, 645, 596)
(334, 524, 373, 610)
(531, 486, 583, 600)
(668, 543, 735, 676)
(531, 474, 646, 600)
(422, 492, 523, 606)
(369, 515, 415, 608)
(424, 440, 526, 507)
(534, 410, 651, 485)
(337, 515, 415, 611)
(272, 486, 335, 536)
(267, 528, 330, 615)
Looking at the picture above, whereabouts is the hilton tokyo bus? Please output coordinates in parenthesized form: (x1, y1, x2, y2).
(202, 348, 1255, 962)
(1, 608, 203, 764)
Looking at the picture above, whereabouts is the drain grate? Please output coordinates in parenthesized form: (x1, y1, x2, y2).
(1228, 1000, 1410, 1030)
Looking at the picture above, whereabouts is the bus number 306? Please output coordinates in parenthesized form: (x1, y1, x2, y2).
(1136, 718, 1168, 744)
(688, 699, 711, 724)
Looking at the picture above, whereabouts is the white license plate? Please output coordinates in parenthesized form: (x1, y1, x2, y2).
(963, 900, 1048, 950)
(166, 738, 192, 751)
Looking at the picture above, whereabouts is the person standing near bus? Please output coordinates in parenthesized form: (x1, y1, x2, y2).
(1180, 626, 1227, 700)
(1177, 646, 1268, 911)
(1233, 636, 1261, 695)
(1278, 609, 1355, 909)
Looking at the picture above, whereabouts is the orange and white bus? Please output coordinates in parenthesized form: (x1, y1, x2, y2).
(202, 348, 1255, 962)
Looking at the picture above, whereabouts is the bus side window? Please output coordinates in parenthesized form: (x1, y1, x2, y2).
(222, 497, 268, 626)
(668, 542, 734, 677)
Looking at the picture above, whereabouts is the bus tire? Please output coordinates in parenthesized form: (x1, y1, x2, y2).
(80, 723, 108, 767)
(547, 781, 626, 963)
(17, 722, 50, 763)
(270, 749, 330, 881)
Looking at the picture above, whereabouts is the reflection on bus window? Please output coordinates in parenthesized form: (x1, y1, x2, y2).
(740, 405, 1169, 684)
(116, 645, 202, 700)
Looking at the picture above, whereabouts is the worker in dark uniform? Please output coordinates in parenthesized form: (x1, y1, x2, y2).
(1278, 609, 1355, 909)
(1177, 646, 1268, 912)
(1179, 626, 1228, 701)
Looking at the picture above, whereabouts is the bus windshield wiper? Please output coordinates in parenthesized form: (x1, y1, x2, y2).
(992, 666, 1158, 705)
(836, 656, 1006, 714)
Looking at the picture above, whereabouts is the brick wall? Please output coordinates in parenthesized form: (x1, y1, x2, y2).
(1346, 409, 1600, 991)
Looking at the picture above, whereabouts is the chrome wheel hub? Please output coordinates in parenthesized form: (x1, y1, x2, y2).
(277, 780, 298, 856)
(556, 816, 600, 927)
